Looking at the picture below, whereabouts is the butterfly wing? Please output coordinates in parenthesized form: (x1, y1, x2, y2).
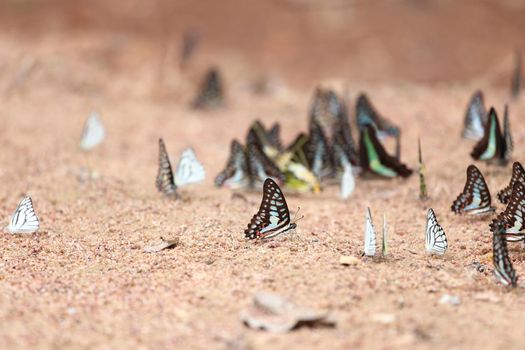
(502, 105, 513, 162)
(356, 93, 400, 138)
(244, 178, 293, 240)
(364, 208, 376, 256)
(451, 165, 493, 215)
(174, 148, 205, 187)
(462, 91, 486, 140)
(425, 208, 448, 255)
(215, 140, 250, 189)
(307, 120, 334, 180)
(192, 68, 223, 109)
(471, 107, 504, 163)
(359, 125, 412, 178)
(156, 138, 177, 197)
(492, 222, 518, 287)
(246, 142, 285, 187)
(490, 181, 525, 242)
(340, 163, 355, 200)
(498, 161, 525, 204)
(8, 196, 39, 234)
(80, 112, 106, 150)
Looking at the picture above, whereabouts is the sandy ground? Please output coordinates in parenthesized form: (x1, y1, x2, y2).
(1, 1, 525, 349)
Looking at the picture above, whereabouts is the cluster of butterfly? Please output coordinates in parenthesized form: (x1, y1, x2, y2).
(215, 88, 413, 200)
(449, 162, 525, 287)
(463, 92, 513, 165)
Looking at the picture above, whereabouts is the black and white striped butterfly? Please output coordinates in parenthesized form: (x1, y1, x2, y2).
(471, 107, 510, 165)
(7, 196, 39, 234)
(244, 178, 298, 240)
(451, 165, 495, 215)
(490, 181, 525, 242)
(192, 67, 223, 109)
(491, 221, 518, 287)
(80, 111, 106, 151)
(364, 207, 377, 257)
(156, 138, 205, 197)
(462, 91, 486, 140)
(307, 120, 334, 180)
(497, 161, 525, 204)
(425, 208, 448, 255)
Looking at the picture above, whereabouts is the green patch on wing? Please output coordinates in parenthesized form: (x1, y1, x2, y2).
(364, 130, 397, 177)
(479, 114, 497, 160)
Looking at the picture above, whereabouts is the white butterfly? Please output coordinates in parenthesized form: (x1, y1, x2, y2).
(80, 111, 106, 151)
(174, 148, 206, 187)
(340, 162, 355, 200)
(364, 207, 376, 257)
(425, 208, 448, 255)
(6, 196, 39, 234)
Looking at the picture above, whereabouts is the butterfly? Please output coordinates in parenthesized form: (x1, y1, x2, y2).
(340, 162, 355, 200)
(331, 106, 360, 167)
(307, 120, 334, 180)
(511, 50, 522, 99)
(244, 178, 298, 240)
(490, 181, 525, 242)
(425, 208, 448, 255)
(192, 67, 223, 109)
(471, 107, 510, 165)
(418, 138, 428, 200)
(462, 90, 486, 140)
(359, 125, 412, 178)
(364, 207, 377, 257)
(451, 165, 495, 215)
(246, 142, 285, 188)
(309, 87, 344, 140)
(6, 196, 39, 234)
(215, 139, 250, 189)
(491, 220, 518, 287)
(156, 138, 205, 197)
(80, 111, 106, 151)
(382, 213, 388, 257)
(356, 93, 400, 138)
(498, 161, 525, 204)
(502, 105, 513, 162)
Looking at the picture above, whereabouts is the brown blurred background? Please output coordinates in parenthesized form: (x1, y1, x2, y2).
(0, 0, 524, 87)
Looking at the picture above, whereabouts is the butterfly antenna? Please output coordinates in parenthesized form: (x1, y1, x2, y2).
(293, 206, 305, 223)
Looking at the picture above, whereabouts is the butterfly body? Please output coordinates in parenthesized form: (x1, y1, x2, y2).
(7, 196, 39, 234)
(244, 178, 297, 240)
(451, 165, 494, 215)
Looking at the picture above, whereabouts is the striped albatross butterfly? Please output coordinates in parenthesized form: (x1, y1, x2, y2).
(497, 161, 525, 205)
(244, 178, 299, 240)
(451, 165, 495, 215)
(7, 196, 39, 234)
(425, 208, 448, 256)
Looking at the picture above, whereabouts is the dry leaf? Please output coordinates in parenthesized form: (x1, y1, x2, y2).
(143, 237, 180, 253)
(240, 292, 336, 332)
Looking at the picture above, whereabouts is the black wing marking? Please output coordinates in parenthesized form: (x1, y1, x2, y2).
(156, 138, 177, 197)
(306, 120, 334, 180)
(246, 141, 285, 187)
(502, 105, 513, 162)
(451, 165, 493, 215)
(497, 161, 525, 204)
(492, 221, 518, 287)
(244, 178, 292, 240)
